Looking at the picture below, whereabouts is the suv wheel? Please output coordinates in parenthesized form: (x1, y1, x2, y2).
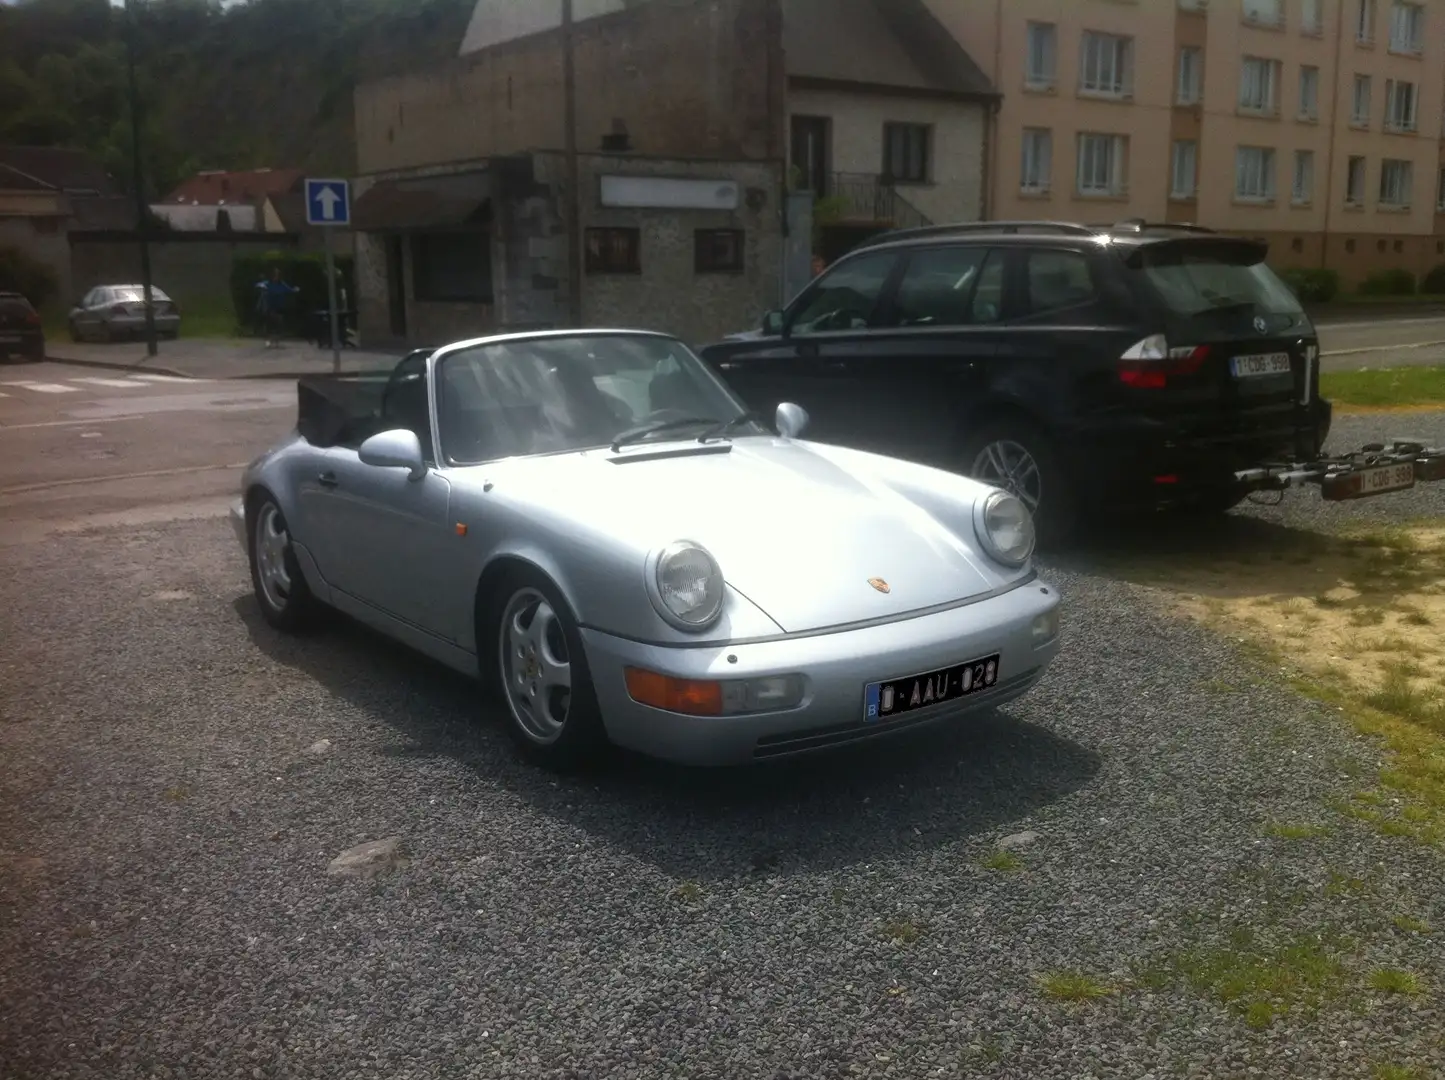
(960, 422, 1076, 549)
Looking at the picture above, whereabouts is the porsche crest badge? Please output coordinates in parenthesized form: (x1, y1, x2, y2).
(868, 577, 890, 594)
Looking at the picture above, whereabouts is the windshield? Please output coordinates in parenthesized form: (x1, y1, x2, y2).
(113, 287, 171, 303)
(434, 333, 761, 464)
(1131, 246, 1304, 319)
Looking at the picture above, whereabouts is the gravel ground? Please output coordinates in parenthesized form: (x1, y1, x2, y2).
(2, 414, 1444, 1079)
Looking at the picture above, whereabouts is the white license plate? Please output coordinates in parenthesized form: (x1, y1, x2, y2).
(1355, 462, 1416, 496)
(1231, 352, 1292, 378)
(0, 335, 21, 344)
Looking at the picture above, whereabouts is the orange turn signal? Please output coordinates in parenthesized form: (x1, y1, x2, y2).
(624, 667, 723, 716)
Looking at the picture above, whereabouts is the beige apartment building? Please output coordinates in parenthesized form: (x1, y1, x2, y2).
(931, 0, 1445, 286)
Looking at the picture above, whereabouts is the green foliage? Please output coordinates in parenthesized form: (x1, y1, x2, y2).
(0, 245, 60, 309)
(231, 249, 355, 335)
(1420, 263, 1445, 295)
(1358, 268, 1418, 297)
(1278, 267, 1340, 304)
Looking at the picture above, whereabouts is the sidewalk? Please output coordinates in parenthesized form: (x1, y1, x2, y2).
(41, 338, 406, 380)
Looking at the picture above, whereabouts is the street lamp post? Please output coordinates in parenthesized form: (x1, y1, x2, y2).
(123, 0, 159, 357)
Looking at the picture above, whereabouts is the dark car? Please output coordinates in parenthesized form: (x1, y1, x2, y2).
(0, 291, 46, 363)
(697, 220, 1331, 546)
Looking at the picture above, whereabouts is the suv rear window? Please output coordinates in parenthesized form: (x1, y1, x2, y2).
(0, 295, 36, 316)
(1129, 241, 1303, 318)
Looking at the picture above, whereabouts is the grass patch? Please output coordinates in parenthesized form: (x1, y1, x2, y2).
(1172, 931, 1348, 1029)
(1319, 365, 1445, 410)
(670, 881, 703, 904)
(980, 851, 1023, 872)
(1391, 914, 1430, 934)
(1035, 970, 1114, 1002)
(1374, 1066, 1425, 1080)
(881, 917, 921, 945)
(1264, 821, 1330, 840)
(1368, 968, 1424, 995)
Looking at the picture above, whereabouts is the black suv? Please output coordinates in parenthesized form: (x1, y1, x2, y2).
(0, 291, 46, 363)
(697, 220, 1332, 545)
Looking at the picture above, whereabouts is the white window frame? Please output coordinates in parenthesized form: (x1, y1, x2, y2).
(1243, 0, 1285, 27)
(1079, 31, 1133, 98)
(1239, 57, 1281, 114)
(1346, 155, 1368, 204)
(1025, 22, 1057, 89)
(1235, 145, 1277, 202)
(1298, 65, 1320, 120)
(1171, 140, 1198, 199)
(1292, 150, 1315, 204)
(1301, 0, 1324, 34)
(1388, 2, 1424, 54)
(1020, 128, 1052, 193)
(1357, 0, 1377, 43)
(1352, 74, 1372, 126)
(1384, 79, 1418, 132)
(1076, 133, 1128, 197)
(1177, 46, 1203, 105)
(1379, 158, 1413, 207)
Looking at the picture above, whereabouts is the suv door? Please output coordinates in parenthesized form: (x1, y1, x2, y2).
(700, 249, 903, 440)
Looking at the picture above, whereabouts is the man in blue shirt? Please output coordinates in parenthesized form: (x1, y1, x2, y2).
(256, 268, 299, 349)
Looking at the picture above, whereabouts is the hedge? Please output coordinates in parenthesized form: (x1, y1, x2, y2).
(230, 249, 356, 335)
(1278, 267, 1340, 304)
(0, 245, 60, 309)
(1357, 267, 1417, 296)
(1421, 264, 1445, 295)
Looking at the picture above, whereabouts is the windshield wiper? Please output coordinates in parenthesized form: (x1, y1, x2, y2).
(696, 411, 766, 443)
(610, 415, 718, 451)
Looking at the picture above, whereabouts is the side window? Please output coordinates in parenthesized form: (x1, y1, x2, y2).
(1022, 249, 1099, 318)
(891, 246, 988, 327)
(787, 251, 899, 334)
(380, 353, 434, 461)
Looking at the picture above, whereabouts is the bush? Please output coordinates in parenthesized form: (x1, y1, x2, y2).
(231, 249, 356, 336)
(1278, 267, 1340, 304)
(1421, 263, 1445, 295)
(1357, 267, 1417, 296)
(0, 245, 60, 309)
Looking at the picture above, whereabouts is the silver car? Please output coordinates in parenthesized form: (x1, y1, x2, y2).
(68, 285, 181, 342)
(230, 329, 1062, 769)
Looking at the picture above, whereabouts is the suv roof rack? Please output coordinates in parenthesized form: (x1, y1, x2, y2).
(863, 221, 1100, 246)
(1106, 218, 1217, 234)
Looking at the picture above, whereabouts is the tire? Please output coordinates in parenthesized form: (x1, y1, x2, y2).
(483, 567, 607, 771)
(247, 493, 323, 633)
(958, 421, 1077, 550)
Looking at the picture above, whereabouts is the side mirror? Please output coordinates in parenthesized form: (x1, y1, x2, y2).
(359, 428, 427, 480)
(775, 402, 809, 439)
(761, 309, 785, 336)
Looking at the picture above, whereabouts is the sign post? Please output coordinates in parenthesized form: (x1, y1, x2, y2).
(304, 178, 351, 374)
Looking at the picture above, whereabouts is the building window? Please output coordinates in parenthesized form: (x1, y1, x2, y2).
(1301, 0, 1324, 34)
(1020, 128, 1052, 193)
(1389, 1, 1424, 52)
(410, 232, 493, 303)
(1292, 150, 1315, 204)
(1243, 0, 1284, 27)
(1239, 57, 1281, 114)
(1380, 159, 1413, 206)
(1076, 132, 1128, 196)
(1384, 78, 1419, 131)
(1079, 31, 1133, 98)
(1177, 46, 1202, 105)
(1346, 155, 1368, 203)
(1437, 166, 1445, 210)
(694, 229, 744, 274)
(1357, 0, 1377, 42)
(1351, 75, 1372, 125)
(1170, 140, 1197, 198)
(1298, 66, 1320, 119)
(1025, 22, 1057, 88)
(883, 123, 930, 183)
(585, 227, 641, 274)
(1235, 146, 1276, 201)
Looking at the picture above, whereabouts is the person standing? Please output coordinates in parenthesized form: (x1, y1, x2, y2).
(256, 267, 299, 349)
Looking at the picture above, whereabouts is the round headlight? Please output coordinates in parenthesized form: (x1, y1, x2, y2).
(975, 490, 1035, 567)
(654, 541, 725, 629)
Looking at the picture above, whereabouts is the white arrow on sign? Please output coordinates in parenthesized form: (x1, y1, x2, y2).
(314, 185, 342, 221)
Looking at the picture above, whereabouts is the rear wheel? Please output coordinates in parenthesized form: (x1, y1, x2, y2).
(960, 422, 1076, 549)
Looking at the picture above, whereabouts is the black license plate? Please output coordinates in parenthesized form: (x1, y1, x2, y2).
(864, 653, 1001, 722)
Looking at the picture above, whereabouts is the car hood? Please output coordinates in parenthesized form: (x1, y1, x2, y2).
(467, 438, 1019, 634)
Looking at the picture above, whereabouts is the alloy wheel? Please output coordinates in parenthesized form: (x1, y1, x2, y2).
(499, 587, 573, 744)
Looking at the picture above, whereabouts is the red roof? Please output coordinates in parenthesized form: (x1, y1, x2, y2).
(0, 146, 120, 195)
(163, 168, 305, 205)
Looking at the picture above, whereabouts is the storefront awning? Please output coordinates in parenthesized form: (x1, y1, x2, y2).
(351, 170, 491, 232)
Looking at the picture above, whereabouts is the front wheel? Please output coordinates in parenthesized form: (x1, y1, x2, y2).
(248, 495, 323, 632)
(959, 422, 1076, 550)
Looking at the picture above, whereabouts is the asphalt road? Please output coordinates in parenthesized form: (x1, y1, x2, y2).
(1317, 313, 1445, 371)
(1, 367, 1443, 1079)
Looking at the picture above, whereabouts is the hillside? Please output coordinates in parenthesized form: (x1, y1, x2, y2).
(0, 0, 475, 197)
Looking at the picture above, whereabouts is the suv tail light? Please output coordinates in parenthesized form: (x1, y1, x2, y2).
(1118, 334, 1209, 389)
(22, 310, 40, 326)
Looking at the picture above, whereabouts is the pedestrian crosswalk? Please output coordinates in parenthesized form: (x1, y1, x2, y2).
(0, 373, 207, 398)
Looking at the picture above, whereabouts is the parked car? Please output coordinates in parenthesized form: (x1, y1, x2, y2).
(231, 329, 1062, 769)
(68, 284, 181, 342)
(0, 291, 45, 362)
(697, 220, 1333, 545)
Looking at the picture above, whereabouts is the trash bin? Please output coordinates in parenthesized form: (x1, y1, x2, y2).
(310, 309, 356, 349)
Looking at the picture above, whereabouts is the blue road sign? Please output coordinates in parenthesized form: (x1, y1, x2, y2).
(304, 178, 350, 227)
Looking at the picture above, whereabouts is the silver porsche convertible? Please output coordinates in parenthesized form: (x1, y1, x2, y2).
(231, 329, 1062, 768)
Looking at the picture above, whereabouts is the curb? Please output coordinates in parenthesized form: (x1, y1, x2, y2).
(43, 353, 195, 379)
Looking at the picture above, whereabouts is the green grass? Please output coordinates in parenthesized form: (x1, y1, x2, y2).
(980, 851, 1023, 872)
(1374, 1065, 1425, 1080)
(1170, 930, 1349, 1029)
(1368, 968, 1424, 995)
(1319, 365, 1445, 409)
(881, 917, 921, 945)
(1264, 821, 1330, 840)
(1035, 970, 1114, 1002)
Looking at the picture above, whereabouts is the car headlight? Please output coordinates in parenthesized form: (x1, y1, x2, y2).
(650, 541, 725, 630)
(974, 490, 1035, 567)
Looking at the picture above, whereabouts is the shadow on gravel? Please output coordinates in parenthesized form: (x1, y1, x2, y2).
(234, 594, 1101, 882)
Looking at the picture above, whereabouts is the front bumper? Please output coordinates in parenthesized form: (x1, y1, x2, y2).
(581, 578, 1062, 766)
(230, 498, 247, 551)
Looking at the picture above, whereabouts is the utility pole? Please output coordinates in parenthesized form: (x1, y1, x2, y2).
(562, 0, 583, 327)
(123, 0, 158, 356)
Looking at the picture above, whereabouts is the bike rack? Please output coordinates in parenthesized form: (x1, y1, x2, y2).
(1234, 440, 1445, 501)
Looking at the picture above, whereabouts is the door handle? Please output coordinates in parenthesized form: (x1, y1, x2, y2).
(317, 471, 339, 488)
